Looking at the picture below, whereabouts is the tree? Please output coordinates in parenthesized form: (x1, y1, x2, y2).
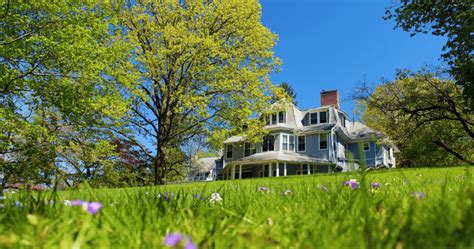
(1, 1, 134, 186)
(120, 0, 280, 185)
(354, 69, 474, 166)
(385, 1, 474, 107)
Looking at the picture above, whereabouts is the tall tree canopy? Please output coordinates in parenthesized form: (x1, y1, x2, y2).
(354, 69, 474, 166)
(120, 0, 280, 184)
(272, 82, 297, 105)
(385, 0, 474, 107)
(0, 1, 134, 187)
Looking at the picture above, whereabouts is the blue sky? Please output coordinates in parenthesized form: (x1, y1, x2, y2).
(260, 0, 447, 118)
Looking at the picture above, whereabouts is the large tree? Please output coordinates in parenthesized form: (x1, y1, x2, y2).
(0, 1, 134, 186)
(385, 0, 473, 107)
(120, 0, 280, 185)
(354, 69, 474, 166)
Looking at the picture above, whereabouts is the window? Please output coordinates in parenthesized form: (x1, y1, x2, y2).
(298, 136, 306, 151)
(265, 115, 270, 125)
(271, 113, 277, 125)
(226, 145, 233, 159)
(278, 111, 285, 123)
(363, 142, 370, 151)
(310, 113, 318, 125)
(319, 111, 328, 124)
(319, 133, 328, 150)
(263, 135, 275, 152)
(341, 116, 346, 127)
(282, 134, 288, 150)
(289, 135, 295, 151)
(244, 143, 256, 157)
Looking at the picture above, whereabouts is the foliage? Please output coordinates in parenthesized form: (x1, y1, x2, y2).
(356, 69, 474, 166)
(0, 167, 473, 248)
(0, 1, 135, 187)
(385, 0, 474, 107)
(120, 0, 280, 184)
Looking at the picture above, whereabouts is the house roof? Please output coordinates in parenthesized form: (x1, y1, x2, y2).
(347, 121, 384, 140)
(229, 151, 332, 164)
(191, 157, 220, 173)
(300, 123, 335, 133)
(224, 135, 245, 144)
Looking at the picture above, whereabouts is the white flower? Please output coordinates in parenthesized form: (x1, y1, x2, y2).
(209, 192, 222, 204)
(14, 200, 22, 208)
(64, 200, 71, 206)
(0, 195, 5, 200)
(0, 204, 4, 209)
(145, 191, 150, 195)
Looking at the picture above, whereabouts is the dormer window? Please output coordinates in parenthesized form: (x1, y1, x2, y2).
(266, 111, 286, 125)
(319, 111, 327, 124)
(271, 113, 277, 124)
(307, 110, 329, 125)
(310, 113, 318, 125)
(278, 111, 286, 123)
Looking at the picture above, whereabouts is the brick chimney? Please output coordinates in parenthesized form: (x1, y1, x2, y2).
(320, 89, 339, 109)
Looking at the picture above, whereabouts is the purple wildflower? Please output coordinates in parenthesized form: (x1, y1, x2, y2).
(257, 186, 268, 192)
(86, 202, 102, 214)
(343, 179, 359, 189)
(371, 182, 381, 188)
(70, 200, 85, 206)
(410, 192, 426, 200)
(164, 233, 197, 249)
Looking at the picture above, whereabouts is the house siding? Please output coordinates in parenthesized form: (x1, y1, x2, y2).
(304, 134, 330, 161)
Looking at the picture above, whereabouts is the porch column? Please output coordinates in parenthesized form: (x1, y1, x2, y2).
(231, 165, 236, 180)
(307, 164, 311, 175)
(269, 163, 272, 177)
(283, 162, 287, 176)
(239, 164, 242, 179)
(276, 162, 280, 177)
(300, 164, 303, 175)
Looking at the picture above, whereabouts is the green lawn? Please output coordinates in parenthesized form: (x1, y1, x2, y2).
(1, 167, 473, 248)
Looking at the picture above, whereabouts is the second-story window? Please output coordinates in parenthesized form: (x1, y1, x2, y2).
(262, 135, 275, 152)
(282, 134, 295, 151)
(298, 136, 305, 151)
(244, 143, 256, 157)
(289, 135, 295, 151)
(319, 111, 328, 123)
(310, 113, 318, 125)
(226, 144, 233, 159)
(282, 135, 288, 150)
(278, 111, 285, 123)
(319, 133, 328, 150)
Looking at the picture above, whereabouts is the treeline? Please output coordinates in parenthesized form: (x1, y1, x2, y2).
(0, 0, 281, 188)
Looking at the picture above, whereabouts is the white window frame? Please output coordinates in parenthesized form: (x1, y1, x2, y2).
(281, 134, 295, 151)
(297, 135, 306, 152)
(310, 112, 318, 125)
(226, 144, 233, 159)
(289, 135, 295, 151)
(319, 110, 328, 124)
(363, 142, 370, 151)
(319, 133, 328, 150)
(278, 111, 286, 124)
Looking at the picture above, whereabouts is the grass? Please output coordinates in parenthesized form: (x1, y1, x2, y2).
(0, 167, 473, 248)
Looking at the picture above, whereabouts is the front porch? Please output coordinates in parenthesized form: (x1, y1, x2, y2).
(221, 161, 334, 180)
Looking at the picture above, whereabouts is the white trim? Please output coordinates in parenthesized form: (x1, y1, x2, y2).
(363, 142, 370, 151)
(297, 135, 306, 152)
(319, 133, 328, 150)
(226, 144, 233, 159)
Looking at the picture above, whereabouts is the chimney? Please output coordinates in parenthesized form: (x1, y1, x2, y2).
(320, 89, 339, 109)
